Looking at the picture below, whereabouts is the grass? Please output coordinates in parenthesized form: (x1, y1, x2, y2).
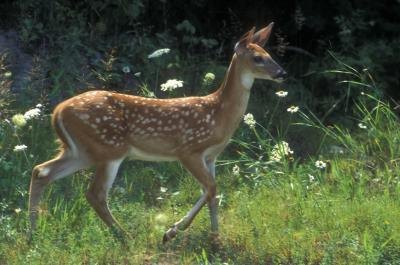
(2, 59, 400, 264)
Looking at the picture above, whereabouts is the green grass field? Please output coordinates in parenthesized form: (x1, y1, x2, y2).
(2, 91, 400, 264)
(1, 57, 400, 264)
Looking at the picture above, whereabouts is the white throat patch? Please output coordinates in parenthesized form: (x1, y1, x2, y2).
(240, 72, 255, 90)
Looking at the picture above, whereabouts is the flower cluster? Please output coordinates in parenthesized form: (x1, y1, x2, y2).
(203, 72, 215, 86)
(13, 144, 27, 152)
(24, 107, 41, 120)
(243, 113, 256, 128)
(122, 66, 131, 73)
(275, 90, 288, 98)
(232, 165, 240, 176)
(315, 160, 327, 169)
(12, 104, 43, 128)
(287, 105, 299, 113)
(270, 141, 294, 162)
(148, 48, 170, 59)
(160, 79, 184, 91)
(11, 114, 27, 128)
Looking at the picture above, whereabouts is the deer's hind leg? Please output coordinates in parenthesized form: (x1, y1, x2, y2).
(85, 159, 129, 238)
(29, 150, 91, 234)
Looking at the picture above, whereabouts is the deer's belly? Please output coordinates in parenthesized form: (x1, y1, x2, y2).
(127, 145, 177, 162)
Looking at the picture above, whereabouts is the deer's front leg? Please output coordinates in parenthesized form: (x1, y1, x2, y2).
(163, 154, 217, 243)
(206, 158, 218, 234)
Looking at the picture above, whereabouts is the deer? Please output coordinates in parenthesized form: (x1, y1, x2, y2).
(28, 23, 287, 243)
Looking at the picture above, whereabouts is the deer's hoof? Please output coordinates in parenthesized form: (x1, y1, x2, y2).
(163, 226, 178, 244)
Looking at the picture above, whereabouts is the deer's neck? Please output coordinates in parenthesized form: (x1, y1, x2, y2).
(213, 55, 253, 135)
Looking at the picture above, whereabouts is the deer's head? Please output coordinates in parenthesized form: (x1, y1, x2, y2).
(234, 23, 287, 83)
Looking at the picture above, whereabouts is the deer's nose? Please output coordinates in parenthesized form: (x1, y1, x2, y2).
(275, 69, 288, 79)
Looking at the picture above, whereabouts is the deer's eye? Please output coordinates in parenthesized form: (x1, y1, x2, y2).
(253, 56, 264, 64)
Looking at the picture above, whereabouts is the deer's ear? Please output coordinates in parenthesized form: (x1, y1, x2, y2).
(251, 22, 274, 47)
(234, 27, 255, 54)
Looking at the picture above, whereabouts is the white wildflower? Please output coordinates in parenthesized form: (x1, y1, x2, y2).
(270, 141, 294, 162)
(134, 72, 141, 77)
(275, 90, 288, 98)
(243, 113, 256, 128)
(122, 66, 131, 73)
(358, 123, 367, 129)
(36, 103, 43, 108)
(24, 108, 41, 120)
(13, 144, 27, 152)
(160, 187, 168, 193)
(14, 208, 22, 214)
(11, 114, 27, 128)
(308, 174, 315, 182)
(315, 160, 327, 169)
(232, 165, 240, 176)
(160, 79, 184, 91)
(287, 106, 299, 113)
(148, 48, 170, 59)
(203, 72, 215, 85)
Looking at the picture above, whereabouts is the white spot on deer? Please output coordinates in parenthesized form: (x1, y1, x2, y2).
(95, 118, 101, 123)
(193, 112, 199, 118)
(211, 120, 215, 126)
(79, 114, 90, 120)
(157, 120, 163, 125)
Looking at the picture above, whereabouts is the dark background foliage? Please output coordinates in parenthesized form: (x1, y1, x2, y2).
(0, 0, 399, 119)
